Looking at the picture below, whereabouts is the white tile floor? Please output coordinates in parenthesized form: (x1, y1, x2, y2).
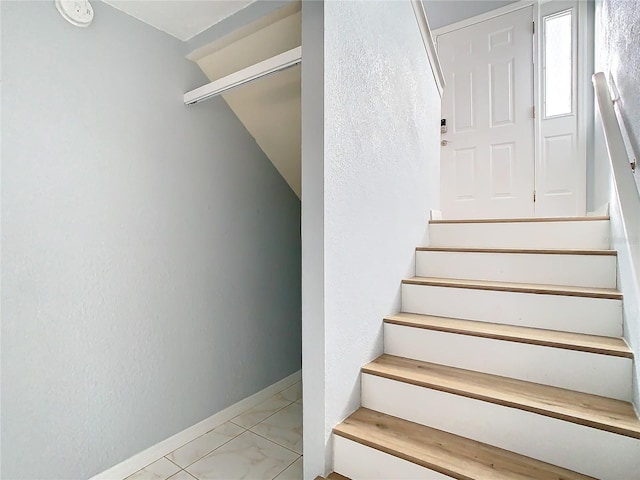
(125, 382, 303, 480)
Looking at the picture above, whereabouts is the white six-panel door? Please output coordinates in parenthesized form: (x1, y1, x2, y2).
(438, 6, 535, 219)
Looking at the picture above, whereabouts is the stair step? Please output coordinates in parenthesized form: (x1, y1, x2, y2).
(401, 277, 622, 337)
(315, 474, 350, 480)
(415, 247, 618, 289)
(416, 246, 616, 255)
(384, 313, 632, 358)
(334, 407, 593, 480)
(428, 217, 610, 249)
(362, 354, 640, 439)
(384, 313, 632, 400)
(402, 276, 622, 300)
(429, 216, 610, 224)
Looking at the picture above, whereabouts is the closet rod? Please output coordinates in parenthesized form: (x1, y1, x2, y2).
(184, 46, 302, 105)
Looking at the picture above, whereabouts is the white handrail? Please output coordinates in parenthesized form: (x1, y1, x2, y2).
(593, 72, 640, 395)
(411, 0, 446, 97)
(593, 72, 639, 199)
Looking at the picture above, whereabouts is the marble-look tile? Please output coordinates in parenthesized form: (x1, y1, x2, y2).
(167, 422, 245, 468)
(186, 431, 298, 479)
(250, 403, 303, 454)
(167, 471, 198, 480)
(273, 457, 302, 480)
(125, 458, 181, 480)
(231, 394, 292, 429)
(279, 383, 302, 403)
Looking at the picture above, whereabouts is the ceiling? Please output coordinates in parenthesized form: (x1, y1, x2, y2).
(102, 0, 257, 41)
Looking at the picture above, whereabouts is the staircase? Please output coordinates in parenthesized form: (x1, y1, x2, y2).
(331, 216, 640, 479)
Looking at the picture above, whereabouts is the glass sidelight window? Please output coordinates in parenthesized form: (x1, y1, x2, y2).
(543, 9, 573, 118)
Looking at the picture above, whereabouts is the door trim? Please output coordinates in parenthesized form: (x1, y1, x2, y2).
(432, 0, 535, 38)
(534, 0, 589, 215)
(576, 0, 590, 214)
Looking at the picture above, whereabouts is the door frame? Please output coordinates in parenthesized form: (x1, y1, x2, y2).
(433, 0, 591, 217)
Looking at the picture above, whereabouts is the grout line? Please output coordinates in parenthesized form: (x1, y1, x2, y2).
(228, 385, 300, 429)
(257, 400, 295, 423)
(273, 381, 302, 399)
(122, 460, 153, 480)
(164, 457, 182, 469)
(169, 426, 248, 471)
(247, 429, 303, 456)
(124, 456, 182, 480)
(157, 389, 303, 476)
(177, 470, 198, 480)
(161, 421, 245, 466)
(175, 468, 198, 480)
(180, 423, 249, 468)
(166, 469, 187, 480)
(231, 399, 295, 430)
(271, 455, 303, 480)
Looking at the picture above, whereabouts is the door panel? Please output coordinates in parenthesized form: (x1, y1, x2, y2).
(439, 7, 535, 219)
(454, 73, 475, 130)
(490, 142, 516, 198)
(535, 1, 585, 216)
(454, 148, 477, 201)
(490, 60, 515, 126)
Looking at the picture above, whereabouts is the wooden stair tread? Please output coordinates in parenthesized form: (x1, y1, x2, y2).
(362, 354, 640, 439)
(416, 246, 616, 256)
(384, 312, 632, 358)
(334, 407, 594, 480)
(402, 276, 622, 300)
(429, 216, 609, 224)
(316, 474, 350, 480)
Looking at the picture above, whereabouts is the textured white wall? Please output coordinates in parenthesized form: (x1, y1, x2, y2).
(302, 1, 441, 477)
(596, 0, 640, 167)
(1, 2, 301, 478)
(595, 0, 640, 409)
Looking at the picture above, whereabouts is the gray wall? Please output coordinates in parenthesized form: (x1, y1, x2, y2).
(424, 0, 518, 29)
(1, 1, 301, 478)
(302, 1, 441, 477)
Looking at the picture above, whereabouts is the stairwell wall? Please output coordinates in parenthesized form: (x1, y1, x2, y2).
(1, 2, 301, 478)
(595, 0, 640, 408)
(302, 0, 441, 476)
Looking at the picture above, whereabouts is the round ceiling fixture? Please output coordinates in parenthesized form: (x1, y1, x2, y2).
(55, 0, 94, 28)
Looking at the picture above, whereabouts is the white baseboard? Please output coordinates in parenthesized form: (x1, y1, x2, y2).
(588, 202, 610, 216)
(90, 370, 302, 480)
(429, 209, 443, 221)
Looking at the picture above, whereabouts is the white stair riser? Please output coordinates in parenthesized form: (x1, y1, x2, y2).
(384, 324, 632, 401)
(416, 251, 617, 288)
(401, 284, 622, 336)
(361, 374, 640, 480)
(333, 435, 452, 480)
(428, 221, 610, 249)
